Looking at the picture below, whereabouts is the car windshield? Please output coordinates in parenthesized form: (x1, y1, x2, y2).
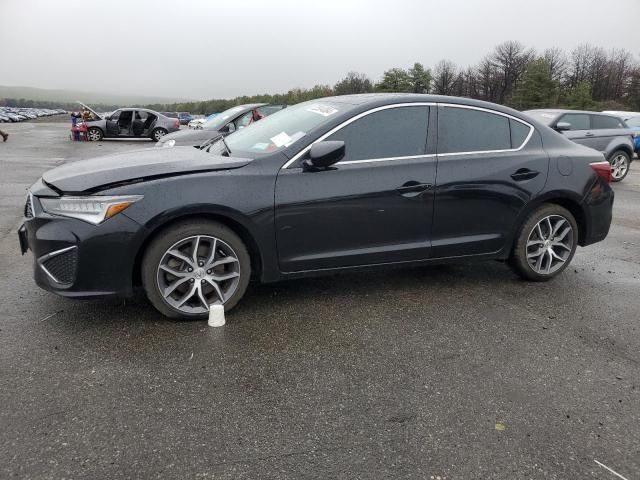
(224, 100, 349, 156)
(202, 106, 249, 130)
(523, 110, 558, 126)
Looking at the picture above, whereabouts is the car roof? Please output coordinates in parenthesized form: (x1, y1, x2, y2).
(526, 108, 619, 117)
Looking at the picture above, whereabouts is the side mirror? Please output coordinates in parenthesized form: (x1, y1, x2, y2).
(555, 122, 571, 132)
(304, 141, 345, 170)
(224, 123, 236, 134)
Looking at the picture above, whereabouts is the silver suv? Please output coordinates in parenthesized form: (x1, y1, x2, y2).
(524, 109, 635, 181)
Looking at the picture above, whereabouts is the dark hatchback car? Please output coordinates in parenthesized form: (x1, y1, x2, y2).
(20, 94, 614, 319)
(524, 109, 635, 181)
(156, 103, 286, 148)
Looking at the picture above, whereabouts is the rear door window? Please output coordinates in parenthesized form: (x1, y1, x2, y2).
(326, 106, 430, 162)
(591, 115, 625, 129)
(559, 113, 589, 130)
(438, 106, 513, 154)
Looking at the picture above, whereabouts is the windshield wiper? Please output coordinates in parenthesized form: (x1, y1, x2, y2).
(220, 136, 232, 156)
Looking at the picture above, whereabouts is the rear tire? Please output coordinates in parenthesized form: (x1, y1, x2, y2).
(151, 128, 168, 142)
(87, 127, 103, 141)
(142, 220, 251, 320)
(509, 204, 578, 282)
(608, 150, 630, 182)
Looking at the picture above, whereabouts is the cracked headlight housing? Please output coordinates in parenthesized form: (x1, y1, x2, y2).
(40, 195, 143, 225)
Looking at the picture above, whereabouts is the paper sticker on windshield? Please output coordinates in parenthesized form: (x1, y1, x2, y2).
(306, 104, 338, 117)
(270, 132, 293, 147)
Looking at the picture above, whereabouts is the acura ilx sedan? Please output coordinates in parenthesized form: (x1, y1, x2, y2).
(20, 94, 614, 319)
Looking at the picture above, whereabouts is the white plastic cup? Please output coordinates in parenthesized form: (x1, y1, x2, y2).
(208, 304, 226, 327)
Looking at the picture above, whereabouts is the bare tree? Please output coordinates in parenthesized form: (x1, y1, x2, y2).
(432, 60, 458, 95)
(488, 41, 535, 103)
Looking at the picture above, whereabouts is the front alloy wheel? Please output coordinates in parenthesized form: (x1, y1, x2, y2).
(142, 220, 251, 319)
(157, 235, 240, 315)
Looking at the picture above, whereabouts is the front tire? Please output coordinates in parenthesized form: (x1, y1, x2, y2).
(142, 220, 251, 319)
(151, 128, 168, 142)
(87, 127, 103, 141)
(608, 150, 630, 182)
(510, 204, 578, 282)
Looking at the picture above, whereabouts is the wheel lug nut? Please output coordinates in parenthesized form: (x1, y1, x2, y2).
(207, 270, 211, 274)
(189, 278, 194, 283)
(198, 261, 204, 266)
(201, 279, 205, 284)
(188, 268, 193, 272)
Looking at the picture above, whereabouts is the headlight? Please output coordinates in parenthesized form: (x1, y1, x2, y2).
(40, 195, 143, 225)
(162, 139, 176, 148)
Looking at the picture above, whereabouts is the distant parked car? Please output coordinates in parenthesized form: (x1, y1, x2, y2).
(79, 103, 181, 142)
(178, 112, 192, 125)
(156, 104, 286, 147)
(188, 114, 215, 129)
(524, 109, 635, 182)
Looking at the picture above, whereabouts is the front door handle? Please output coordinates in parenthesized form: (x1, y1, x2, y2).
(396, 181, 433, 197)
(510, 168, 540, 181)
(585, 132, 595, 137)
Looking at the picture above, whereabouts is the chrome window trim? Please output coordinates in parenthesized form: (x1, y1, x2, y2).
(436, 103, 535, 157)
(37, 246, 77, 285)
(281, 102, 436, 169)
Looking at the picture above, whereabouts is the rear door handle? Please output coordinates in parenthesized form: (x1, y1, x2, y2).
(510, 168, 540, 181)
(585, 132, 595, 137)
(396, 181, 433, 196)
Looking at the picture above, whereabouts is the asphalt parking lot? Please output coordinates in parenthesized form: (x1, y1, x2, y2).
(0, 122, 639, 479)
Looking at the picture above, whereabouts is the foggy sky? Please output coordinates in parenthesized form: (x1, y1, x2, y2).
(1, 0, 639, 101)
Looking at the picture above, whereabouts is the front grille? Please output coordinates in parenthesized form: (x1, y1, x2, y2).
(41, 247, 77, 285)
(24, 195, 33, 219)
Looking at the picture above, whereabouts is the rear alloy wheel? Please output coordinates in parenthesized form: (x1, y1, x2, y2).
(151, 128, 168, 142)
(608, 150, 630, 182)
(510, 204, 578, 281)
(142, 220, 251, 319)
(87, 127, 103, 141)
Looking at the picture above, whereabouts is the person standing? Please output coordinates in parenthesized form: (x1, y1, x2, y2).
(0, 129, 8, 142)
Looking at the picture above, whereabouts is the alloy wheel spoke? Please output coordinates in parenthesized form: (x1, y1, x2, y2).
(159, 264, 187, 278)
(176, 283, 198, 307)
(536, 224, 545, 241)
(527, 247, 545, 259)
(549, 248, 565, 262)
(205, 278, 224, 302)
(196, 284, 209, 309)
(205, 238, 218, 267)
(210, 271, 240, 282)
(163, 276, 190, 297)
(211, 256, 239, 268)
(544, 251, 553, 274)
(167, 249, 195, 268)
(550, 218, 566, 238)
(554, 226, 572, 242)
(192, 236, 201, 264)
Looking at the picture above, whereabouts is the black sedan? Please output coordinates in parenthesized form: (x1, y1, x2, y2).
(155, 103, 286, 148)
(20, 94, 614, 319)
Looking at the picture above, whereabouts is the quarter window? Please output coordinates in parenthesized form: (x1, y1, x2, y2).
(438, 106, 513, 153)
(326, 106, 430, 161)
(559, 113, 589, 130)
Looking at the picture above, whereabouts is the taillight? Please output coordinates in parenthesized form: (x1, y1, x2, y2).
(590, 161, 612, 183)
(174, 120, 180, 128)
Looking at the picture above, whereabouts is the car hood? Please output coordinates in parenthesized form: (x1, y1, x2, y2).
(158, 128, 222, 146)
(42, 146, 250, 193)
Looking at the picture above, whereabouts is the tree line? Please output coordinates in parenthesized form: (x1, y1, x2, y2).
(3, 41, 639, 114)
(148, 41, 640, 114)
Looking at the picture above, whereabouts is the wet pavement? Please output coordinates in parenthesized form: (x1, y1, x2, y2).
(0, 122, 638, 479)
